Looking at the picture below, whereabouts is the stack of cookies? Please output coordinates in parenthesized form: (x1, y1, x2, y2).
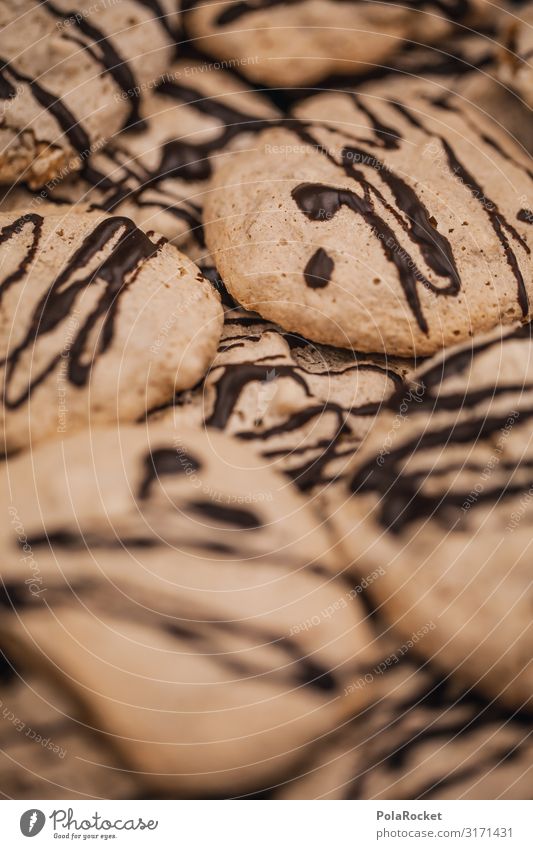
(0, 0, 532, 800)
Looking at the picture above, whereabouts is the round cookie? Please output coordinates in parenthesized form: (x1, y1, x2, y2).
(150, 300, 414, 495)
(0, 642, 139, 799)
(204, 74, 533, 356)
(0, 422, 374, 796)
(331, 320, 533, 711)
(0, 209, 223, 452)
(1, 60, 280, 254)
(0, 0, 176, 188)
(182, 0, 494, 87)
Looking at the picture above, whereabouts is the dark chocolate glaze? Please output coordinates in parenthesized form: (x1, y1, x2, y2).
(0, 215, 161, 407)
(518, 209, 533, 225)
(138, 447, 201, 500)
(291, 182, 436, 332)
(288, 96, 531, 326)
(0, 56, 91, 154)
(47, 81, 281, 246)
(349, 323, 533, 533)
(440, 138, 530, 316)
(0, 213, 43, 300)
(43, 0, 143, 128)
(206, 362, 311, 429)
(151, 307, 409, 492)
(185, 499, 262, 529)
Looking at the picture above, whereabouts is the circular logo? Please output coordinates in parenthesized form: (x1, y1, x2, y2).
(20, 810, 46, 837)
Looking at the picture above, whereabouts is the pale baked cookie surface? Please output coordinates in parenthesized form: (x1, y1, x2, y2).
(0, 210, 223, 452)
(0, 423, 373, 796)
(182, 0, 494, 86)
(150, 301, 414, 495)
(204, 75, 533, 356)
(1, 60, 280, 254)
(330, 321, 533, 711)
(0, 0, 176, 188)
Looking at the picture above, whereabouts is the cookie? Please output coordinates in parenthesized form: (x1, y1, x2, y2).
(265, 608, 533, 800)
(272, 662, 533, 799)
(0, 643, 139, 799)
(0, 422, 373, 796)
(1, 60, 280, 254)
(0, 210, 223, 452)
(331, 321, 533, 711)
(182, 0, 493, 87)
(204, 73, 533, 356)
(150, 301, 414, 494)
(0, 0, 176, 188)
(499, 6, 533, 108)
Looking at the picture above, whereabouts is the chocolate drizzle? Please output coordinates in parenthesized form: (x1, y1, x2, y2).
(439, 138, 530, 316)
(349, 322, 533, 533)
(303, 248, 334, 289)
(138, 447, 201, 500)
(0, 215, 161, 407)
(0, 56, 91, 154)
(152, 309, 409, 492)
(518, 209, 533, 225)
(288, 90, 531, 328)
(0, 213, 43, 300)
(292, 182, 436, 332)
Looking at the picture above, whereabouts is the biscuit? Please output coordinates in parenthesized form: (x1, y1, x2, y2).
(182, 0, 493, 87)
(265, 611, 533, 799)
(331, 321, 533, 710)
(205, 74, 533, 356)
(1, 60, 280, 254)
(0, 210, 223, 452)
(150, 301, 414, 494)
(0, 642, 139, 799)
(0, 0, 176, 188)
(273, 665, 533, 799)
(0, 422, 374, 795)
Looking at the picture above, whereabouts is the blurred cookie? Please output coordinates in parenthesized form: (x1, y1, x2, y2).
(0, 0, 176, 188)
(332, 321, 533, 711)
(499, 6, 533, 108)
(150, 302, 414, 494)
(0, 422, 373, 796)
(205, 74, 533, 356)
(0, 210, 223, 452)
(271, 650, 533, 799)
(1, 60, 280, 254)
(182, 0, 494, 86)
(0, 642, 139, 799)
